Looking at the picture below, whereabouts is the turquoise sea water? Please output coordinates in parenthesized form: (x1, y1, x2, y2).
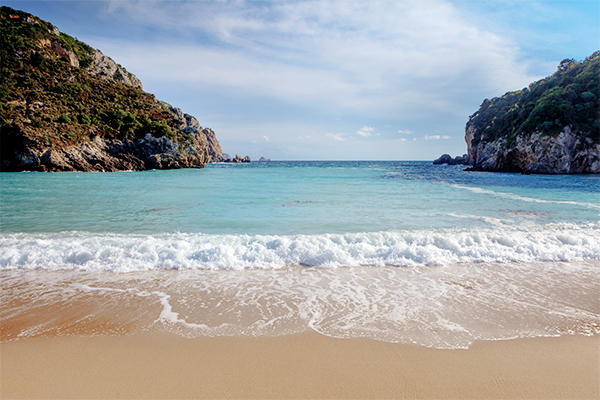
(1, 161, 599, 348)
(2, 161, 599, 236)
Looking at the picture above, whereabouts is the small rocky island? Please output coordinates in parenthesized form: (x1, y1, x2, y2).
(0, 7, 248, 172)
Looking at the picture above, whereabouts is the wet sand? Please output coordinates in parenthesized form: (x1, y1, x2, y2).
(1, 332, 598, 399)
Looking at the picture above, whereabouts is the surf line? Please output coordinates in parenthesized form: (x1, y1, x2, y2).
(450, 184, 600, 209)
(72, 284, 210, 329)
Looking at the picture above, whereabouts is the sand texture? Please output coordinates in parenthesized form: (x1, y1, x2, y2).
(1, 332, 598, 399)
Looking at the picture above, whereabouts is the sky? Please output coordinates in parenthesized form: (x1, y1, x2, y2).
(5, 0, 599, 160)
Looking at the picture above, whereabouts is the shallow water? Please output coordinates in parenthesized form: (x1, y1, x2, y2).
(2, 261, 598, 348)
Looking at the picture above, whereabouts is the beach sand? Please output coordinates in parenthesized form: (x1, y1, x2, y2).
(1, 332, 598, 399)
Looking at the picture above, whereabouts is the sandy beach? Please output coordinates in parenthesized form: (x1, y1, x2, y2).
(1, 332, 598, 399)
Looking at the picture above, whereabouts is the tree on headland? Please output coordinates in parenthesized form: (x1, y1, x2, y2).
(468, 51, 599, 150)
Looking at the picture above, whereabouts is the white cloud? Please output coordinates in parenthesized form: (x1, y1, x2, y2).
(89, 0, 558, 160)
(263, 135, 270, 142)
(327, 133, 348, 141)
(357, 126, 375, 137)
(398, 138, 407, 142)
(423, 135, 451, 140)
(102, 0, 539, 116)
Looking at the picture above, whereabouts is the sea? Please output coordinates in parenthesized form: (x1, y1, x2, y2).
(1, 161, 599, 349)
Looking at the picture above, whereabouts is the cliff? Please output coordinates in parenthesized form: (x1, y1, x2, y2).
(0, 6, 225, 171)
(465, 52, 599, 174)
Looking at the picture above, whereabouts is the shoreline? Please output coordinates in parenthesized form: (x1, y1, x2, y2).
(1, 331, 598, 399)
(3, 261, 599, 348)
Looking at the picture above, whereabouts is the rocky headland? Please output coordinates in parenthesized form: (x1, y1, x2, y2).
(0, 7, 247, 172)
(463, 52, 599, 174)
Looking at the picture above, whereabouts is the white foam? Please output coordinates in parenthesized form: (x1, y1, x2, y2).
(152, 291, 212, 330)
(446, 213, 511, 226)
(74, 284, 127, 293)
(451, 184, 600, 209)
(6, 259, 599, 349)
(1, 224, 598, 272)
(71, 284, 212, 329)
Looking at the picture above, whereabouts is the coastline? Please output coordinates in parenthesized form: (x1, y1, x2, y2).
(1, 331, 598, 399)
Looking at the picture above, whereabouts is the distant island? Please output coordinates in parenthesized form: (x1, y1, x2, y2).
(463, 52, 599, 174)
(0, 7, 249, 172)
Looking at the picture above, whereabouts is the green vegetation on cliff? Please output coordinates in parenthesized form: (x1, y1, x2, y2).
(0, 6, 197, 167)
(468, 52, 599, 149)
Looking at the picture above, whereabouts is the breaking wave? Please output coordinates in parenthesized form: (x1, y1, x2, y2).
(1, 223, 598, 272)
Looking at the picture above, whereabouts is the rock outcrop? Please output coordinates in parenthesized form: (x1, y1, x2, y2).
(35, 13, 141, 88)
(433, 154, 469, 165)
(159, 102, 226, 163)
(218, 153, 250, 163)
(234, 154, 251, 163)
(464, 52, 599, 174)
(36, 37, 79, 68)
(89, 50, 143, 89)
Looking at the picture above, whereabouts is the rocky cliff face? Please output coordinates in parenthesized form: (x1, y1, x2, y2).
(161, 102, 224, 163)
(1, 6, 227, 172)
(464, 123, 475, 162)
(89, 50, 143, 90)
(464, 52, 599, 174)
(467, 126, 600, 173)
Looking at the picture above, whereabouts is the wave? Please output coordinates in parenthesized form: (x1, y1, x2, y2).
(1, 223, 598, 272)
(451, 184, 600, 210)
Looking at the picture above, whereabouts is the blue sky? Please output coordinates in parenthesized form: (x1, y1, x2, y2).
(5, 0, 599, 160)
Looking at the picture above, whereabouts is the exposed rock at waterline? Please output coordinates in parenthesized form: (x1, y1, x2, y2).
(433, 154, 469, 165)
(466, 127, 600, 174)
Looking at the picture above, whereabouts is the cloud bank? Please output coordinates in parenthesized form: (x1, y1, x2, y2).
(103, 0, 536, 114)
(86, 0, 562, 159)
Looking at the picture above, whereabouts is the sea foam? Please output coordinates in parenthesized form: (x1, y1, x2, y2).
(451, 184, 600, 209)
(1, 223, 598, 272)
